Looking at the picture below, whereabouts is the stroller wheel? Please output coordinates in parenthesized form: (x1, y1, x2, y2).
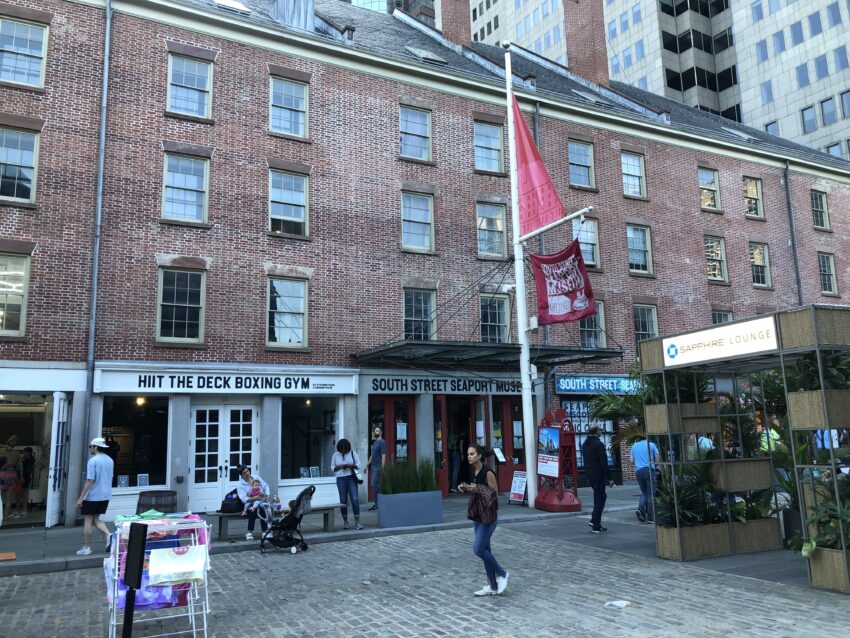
(290, 546, 297, 554)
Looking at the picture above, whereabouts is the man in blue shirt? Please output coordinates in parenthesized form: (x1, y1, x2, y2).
(75, 437, 115, 555)
(367, 426, 387, 511)
(631, 436, 659, 523)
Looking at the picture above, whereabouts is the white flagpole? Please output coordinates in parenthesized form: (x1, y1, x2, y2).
(503, 43, 538, 508)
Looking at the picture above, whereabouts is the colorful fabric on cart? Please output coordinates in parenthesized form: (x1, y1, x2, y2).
(104, 562, 190, 610)
(148, 545, 208, 586)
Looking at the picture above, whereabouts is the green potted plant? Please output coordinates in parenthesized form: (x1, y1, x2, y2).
(377, 458, 442, 528)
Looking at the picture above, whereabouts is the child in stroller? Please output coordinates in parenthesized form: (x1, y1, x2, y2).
(261, 485, 315, 553)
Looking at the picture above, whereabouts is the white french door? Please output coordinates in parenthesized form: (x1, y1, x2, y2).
(189, 405, 256, 513)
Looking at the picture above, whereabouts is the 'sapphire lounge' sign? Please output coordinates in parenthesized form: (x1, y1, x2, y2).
(662, 316, 778, 367)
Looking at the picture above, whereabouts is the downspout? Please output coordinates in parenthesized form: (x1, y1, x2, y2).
(783, 161, 804, 307)
(82, 0, 112, 461)
(532, 101, 555, 410)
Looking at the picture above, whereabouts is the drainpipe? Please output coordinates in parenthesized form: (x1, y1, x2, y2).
(783, 161, 804, 307)
(82, 0, 112, 466)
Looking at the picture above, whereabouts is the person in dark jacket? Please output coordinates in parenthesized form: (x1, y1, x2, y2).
(582, 425, 614, 533)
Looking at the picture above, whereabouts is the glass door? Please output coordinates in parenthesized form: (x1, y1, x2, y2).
(493, 397, 524, 491)
(433, 395, 448, 494)
(367, 396, 416, 500)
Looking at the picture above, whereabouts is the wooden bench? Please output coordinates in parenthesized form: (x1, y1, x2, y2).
(206, 503, 344, 541)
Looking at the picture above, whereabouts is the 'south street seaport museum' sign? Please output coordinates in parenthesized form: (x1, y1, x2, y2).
(662, 316, 778, 368)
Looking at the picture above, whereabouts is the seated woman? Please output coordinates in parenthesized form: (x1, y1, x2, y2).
(236, 465, 271, 541)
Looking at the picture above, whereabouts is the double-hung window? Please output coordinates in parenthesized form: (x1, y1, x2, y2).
(474, 122, 503, 172)
(573, 217, 599, 268)
(476, 202, 506, 257)
(400, 107, 431, 161)
(818, 253, 838, 294)
(579, 301, 605, 348)
(704, 236, 728, 282)
(162, 154, 208, 222)
(167, 55, 212, 118)
(157, 269, 205, 343)
(627, 225, 652, 274)
(568, 140, 595, 188)
(0, 17, 47, 87)
(811, 190, 830, 229)
(743, 177, 763, 218)
(633, 304, 658, 342)
(402, 192, 434, 251)
(270, 77, 308, 137)
(269, 170, 308, 236)
(801, 106, 817, 133)
(480, 294, 509, 343)
(0, 253, 29, 336)
(267, 278, 307, 347)
(821, 98, 837, 126)
(621, 151, 646, 197)
(749, 242, 771, 287)
(0, 127, 37, 202)
(712, 310, 732, 324)
(404, 289, 435, 340)
(699, 167, 720, 210)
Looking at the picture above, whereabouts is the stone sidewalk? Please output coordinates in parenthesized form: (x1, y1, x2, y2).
(0, 511, 844, 638)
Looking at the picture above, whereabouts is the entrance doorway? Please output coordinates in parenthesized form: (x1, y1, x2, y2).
(188, 405, 255, 513)
(367, 396, 416, 501)
(492, 396, 525, 491)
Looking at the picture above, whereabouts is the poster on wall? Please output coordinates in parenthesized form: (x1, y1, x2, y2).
(537, 427, 560, 478)
(137, 474, 150, 487)
(396, 422, 407, 440)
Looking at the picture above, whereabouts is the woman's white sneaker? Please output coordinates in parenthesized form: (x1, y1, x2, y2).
(496, 572, 509, 594)
(75, 546, 92, 556)
(474, 586, 496, 596)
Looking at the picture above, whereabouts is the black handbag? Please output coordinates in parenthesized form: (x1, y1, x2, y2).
(219, 488, 243, 513)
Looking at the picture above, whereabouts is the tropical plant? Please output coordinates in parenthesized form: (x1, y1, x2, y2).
(730, 489, 775, 523)
(787, 475, 850, 557)
(654, 463, 729, 528)
(380, 458, 438, 495)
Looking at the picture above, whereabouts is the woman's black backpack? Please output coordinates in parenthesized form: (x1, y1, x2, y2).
(219, 488, 243, 513)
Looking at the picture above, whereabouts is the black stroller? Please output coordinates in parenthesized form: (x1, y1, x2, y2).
(261, 485, 315, 553)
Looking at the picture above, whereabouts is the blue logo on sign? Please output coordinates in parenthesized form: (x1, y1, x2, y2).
(666, 344, 679, 359)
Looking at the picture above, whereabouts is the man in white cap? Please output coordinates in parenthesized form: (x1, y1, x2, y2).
(75, 437, 114, 555)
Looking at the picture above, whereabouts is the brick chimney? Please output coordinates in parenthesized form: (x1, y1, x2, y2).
(563, 0, 609, 85)
(434, 0, 471, 47)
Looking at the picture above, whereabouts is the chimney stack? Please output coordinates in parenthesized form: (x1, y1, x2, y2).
(434, 0, 471, 47)
(563, 0, 609, 85)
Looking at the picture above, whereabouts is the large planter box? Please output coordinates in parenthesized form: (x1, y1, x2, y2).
(645, 403, 718, 435)
(712, 458, 773, 492)
(809, 548, 850, 593)
(731, 518, 782, 553)
(377, 491, 443, 529)
(656, 523, 730, 560)
(788, 389, 850, 430)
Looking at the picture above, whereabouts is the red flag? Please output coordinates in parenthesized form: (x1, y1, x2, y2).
(513, 96, 564, 237)
(530, 240, 597, 326)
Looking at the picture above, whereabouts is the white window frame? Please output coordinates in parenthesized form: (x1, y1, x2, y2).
(269, 77, 308, 138)
(401, 191, 434, 251)
(699, 167, 721, 210)
(711, 310, 733, 325)
(0, 127, 39, 204)
(473, 121, 503, 172)
(572, 217, 599, 268)
(704, 236, 728, 282)
(633, 304, 658, 343)
(166, 54, 213, 119)
(269, 170, 309, 236)
(811, 190, 830, 229)
(156, 268, 206, 344)
(818, 253, 838, 295)
(399, 106, 432, 161)
(621, 151, 646, 197)
(267, 277, 308, 348)
(568, 140, 595, 188)
(476, 202, 506, 257)
(403, 288, 436, 341)
(0, 253, 30, 337)
(579, 300, 606, 348)
(749, 242, 771, 288)
(162, 154, 209, 222)
(479, 293, 510, 344)
(0, 17, 48, 88)
(743, 177, 764, 218)
(627, 224, 653, 274)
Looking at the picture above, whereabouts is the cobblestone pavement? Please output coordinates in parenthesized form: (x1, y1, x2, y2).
(1, 519, 847, 638)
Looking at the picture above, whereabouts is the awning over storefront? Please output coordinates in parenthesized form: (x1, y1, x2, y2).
(352, 339, 622, 369)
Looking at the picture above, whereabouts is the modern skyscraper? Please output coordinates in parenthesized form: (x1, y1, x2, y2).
(467, 0, 850, 157)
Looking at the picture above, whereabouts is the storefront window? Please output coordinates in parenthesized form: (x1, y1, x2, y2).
(510, 401, 524, 462)
(102, 396, 169, 488)
(280, 397, 338, 479)
(562, 399, 615, 469)
(394, 400, 410, 460)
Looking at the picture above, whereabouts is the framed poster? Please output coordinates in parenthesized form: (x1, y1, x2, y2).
(493, 447, 507, 463)
(396, 421, 408, 440)
(117, 475, 130, 488)
(299, 466, 310, 478)
(309, 466, 320, 478)
(137, 473, 150, 487)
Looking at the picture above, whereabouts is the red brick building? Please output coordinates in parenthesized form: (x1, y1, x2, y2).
(1, 0, 848, 522)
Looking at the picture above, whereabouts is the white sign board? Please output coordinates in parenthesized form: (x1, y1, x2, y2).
(95, 369, 357, 394)
(662, 316, 778, 367)
(537, 454, 560, 478)
(509, 471, 527, 503)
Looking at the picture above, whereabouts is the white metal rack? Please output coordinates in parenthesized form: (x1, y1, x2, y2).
(106, 518, 211, 638)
